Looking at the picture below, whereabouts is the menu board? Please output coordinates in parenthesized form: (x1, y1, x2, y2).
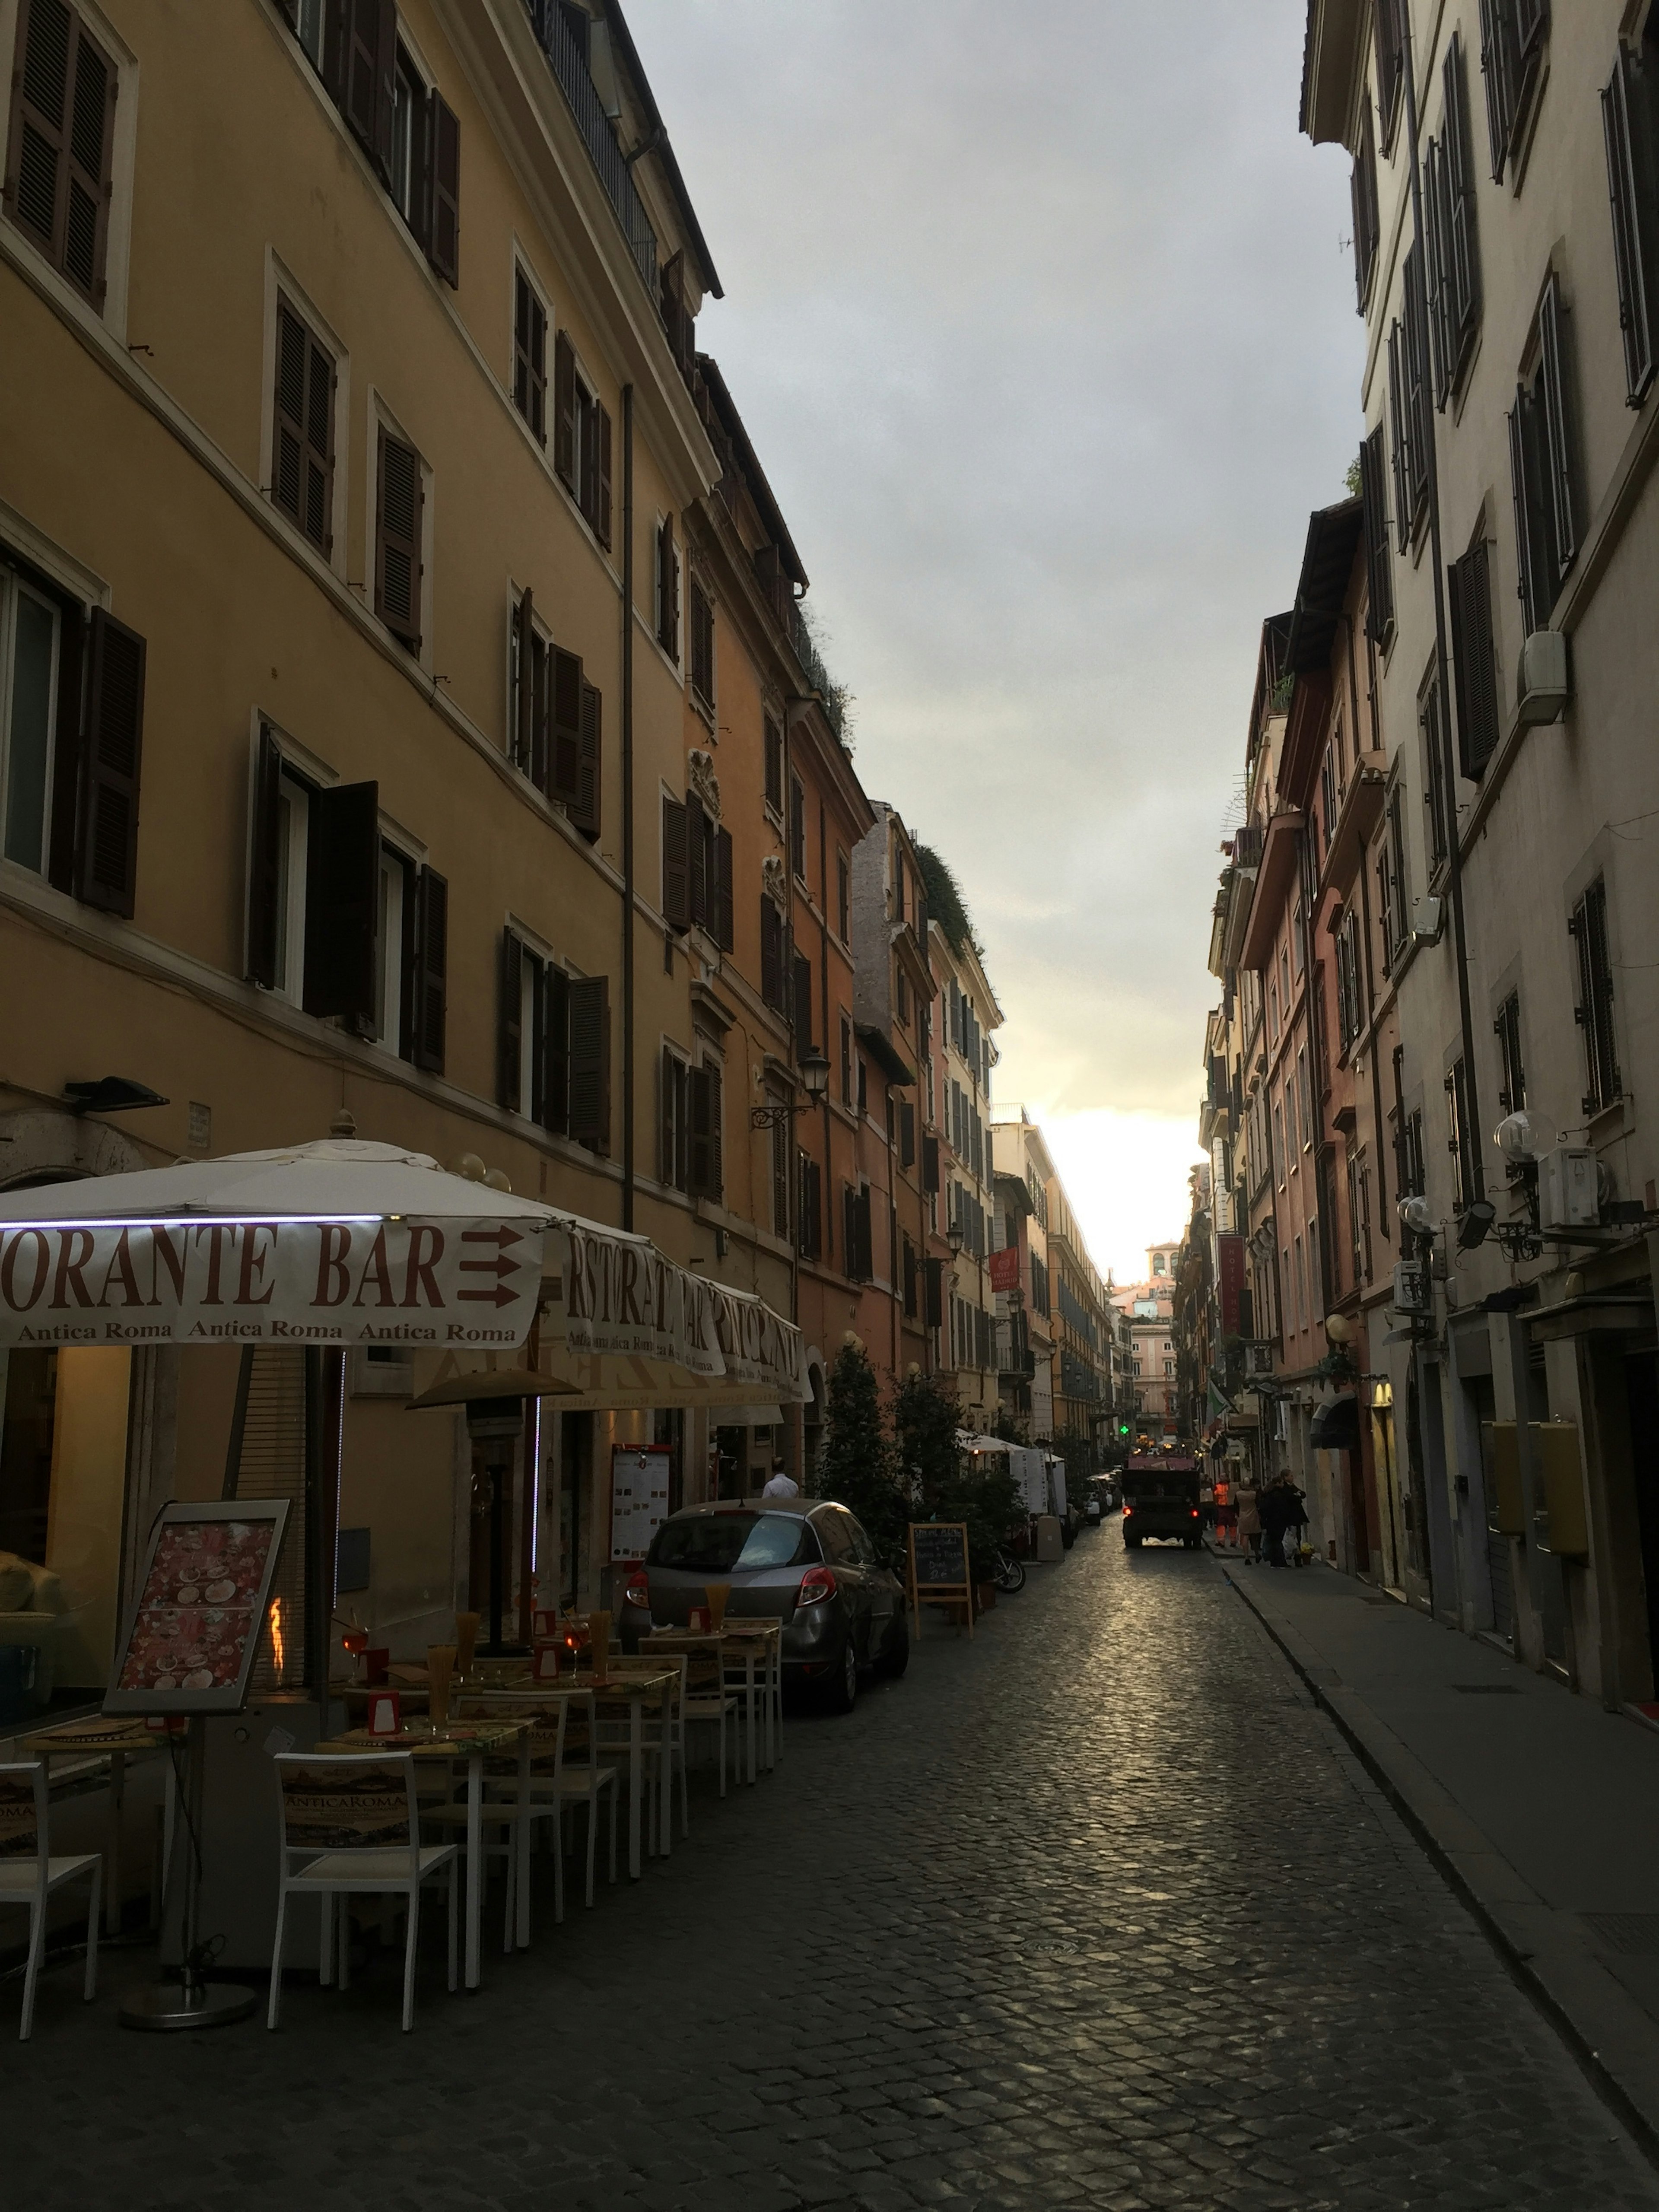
(610, 1447, 671, 1564)
(105, 1500, 291, 1715)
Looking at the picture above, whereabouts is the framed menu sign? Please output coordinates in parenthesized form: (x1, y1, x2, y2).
(105, 1500, 291, 1716)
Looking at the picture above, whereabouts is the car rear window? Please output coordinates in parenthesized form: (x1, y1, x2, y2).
(648, 1513, 817, 1572)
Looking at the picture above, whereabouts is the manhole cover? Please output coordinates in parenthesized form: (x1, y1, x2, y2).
(1451, 1682, 1521, 1694)
(1583, 1913, 1659, 1955)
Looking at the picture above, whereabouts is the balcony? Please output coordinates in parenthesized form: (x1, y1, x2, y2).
(522, 0, 657, 295)
(1237, 809, 1307, 970)
(789, 602, 847, 742)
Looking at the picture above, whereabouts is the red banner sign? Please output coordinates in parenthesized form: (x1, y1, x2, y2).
(988, 1247, 1020, 1294)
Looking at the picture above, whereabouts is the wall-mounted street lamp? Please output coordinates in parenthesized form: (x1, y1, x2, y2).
(749, 1046, 830, 1130)
(946, 1222, 964, 1258)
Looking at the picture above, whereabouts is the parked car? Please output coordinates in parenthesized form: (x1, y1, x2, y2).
(619, 1500, 909, 1713)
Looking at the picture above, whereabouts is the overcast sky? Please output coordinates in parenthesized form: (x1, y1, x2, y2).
(629, 0, 1364, 1281)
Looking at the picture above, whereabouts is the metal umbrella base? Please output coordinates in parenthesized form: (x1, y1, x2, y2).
(120, 1978, 256, 2031)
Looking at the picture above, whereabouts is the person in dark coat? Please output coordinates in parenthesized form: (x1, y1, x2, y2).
(1258, 1476, 1295, 1567)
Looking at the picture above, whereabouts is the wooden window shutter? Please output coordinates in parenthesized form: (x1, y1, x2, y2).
(899, 1100, 915, 1169)
(572, 678, 601, 839)
(662, 795, 689, 928)
(712, 826, 733, 952)
(1602, 41, 1659, 407)
(1506, 388, 1543, 635)
(1449, 540, 1500, 777)
(246, 723, 284, 988)
(842, 1186, 858, 1278)
(764, 717, 783, 812)
(1360, 426, 1394, 644)
(343, 0, 385, 158)
(274, 299, 334, 553)
(594, 403, 613, 549)
(412, 866, 448, 1073)
(689, 1065, 722, 1200)
(760, 899, 783, 1012)
(553, 331, 577, 489)
(660, 1047, 680, 1186)
(706, 1064, 724, 1202)
(321, 0, 350, 104)
(1444, 35, 1480, 369)
(498, 929, 523, 1109)
(513, 588, 534, 773)
(922, 1132, 940, 1194)
(302, 779, 378, 1020)
(549, 646, 583, 807)
(1538, 278, 1577, 582)
(792, 951, 812, 1045)
(5, 0, 116, 307)
(567, 975, 610, 1150)
(514, 273, 546, 442)
(428, 91, 460, 285)
(658, 518, 679, 659)
(543, 963, 569, 1134)
(45, 594, 83, 895)
(75, 607, 145, 915)
(375, 428, 423, 649)
(685, 794, 708, 929)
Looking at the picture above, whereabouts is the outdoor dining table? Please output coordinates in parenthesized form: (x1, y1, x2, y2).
(313, 1716, 531, 1990)
(461, 1670, 677, 1880)
(642, 1623, 783, 1784)
(23, 1714, 178, 1936)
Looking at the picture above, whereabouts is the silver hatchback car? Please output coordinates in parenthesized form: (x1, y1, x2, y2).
(619, 1499, 909, 1712)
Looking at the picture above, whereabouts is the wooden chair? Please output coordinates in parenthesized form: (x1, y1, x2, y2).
(267, 1753, 458, 2033)
(0, 1761, 100, 2040)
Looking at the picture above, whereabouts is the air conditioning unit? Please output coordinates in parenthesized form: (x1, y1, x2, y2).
(1411, 896, 1444, 950)
(1518, 630, 1570, 726)
(1393, 1260, 1432, 1315)
(1538, 1146, 1597, 1231)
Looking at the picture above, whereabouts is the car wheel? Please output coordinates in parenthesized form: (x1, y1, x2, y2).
(824, 1629, 860, 1713)
(874, 1616, 909, 1679)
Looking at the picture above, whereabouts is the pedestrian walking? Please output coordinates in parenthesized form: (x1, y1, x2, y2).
(1258, 1477, 1295, 1567)
(1236, 1483, 1262, 1563)
(760, 1457, 798, 1499)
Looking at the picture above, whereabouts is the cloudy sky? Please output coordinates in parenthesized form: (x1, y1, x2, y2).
(629, 0, 1365, 1281)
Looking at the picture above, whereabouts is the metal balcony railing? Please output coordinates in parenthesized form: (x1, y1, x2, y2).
(523, 1, 658, 296)
(789, 601, 847, 741)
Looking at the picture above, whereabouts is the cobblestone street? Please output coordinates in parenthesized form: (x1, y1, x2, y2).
(10, 1531, 1659, 2212)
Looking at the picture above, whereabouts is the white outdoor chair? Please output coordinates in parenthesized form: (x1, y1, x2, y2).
(646, 1637, 738, 1796)
(540, 1689, 618, 1908)
(608, 1654, 688, 1848)
(0, 1761, 100, 2040)
(431, 1700, 566, 1948)
(267, 1752, 458, 2033)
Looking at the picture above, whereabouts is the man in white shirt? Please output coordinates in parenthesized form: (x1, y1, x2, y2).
(760, 1457, 799, 1499)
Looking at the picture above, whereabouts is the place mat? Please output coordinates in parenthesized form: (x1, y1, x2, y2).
(24, 1716, 163, 1752)
(318, 1720, 528, 1756)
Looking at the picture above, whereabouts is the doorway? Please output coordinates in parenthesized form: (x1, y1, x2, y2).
(1623, 1353, 1659, 1692)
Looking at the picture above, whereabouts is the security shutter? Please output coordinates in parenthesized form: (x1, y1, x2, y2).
(273, 299, 335, 553)
(553, 331, 576, 489)
(567, 975, 610, 1150)
(712, 826, 734, 952)
(412, 867, 447, 1072)
(247, 724, 285, 988)
(572, 679, 601, 838)
(375, 428, 423, 649)
(498, 929, 522, 1109)
(76, 607, 145, 916)
(662, 796, 689, 928)
(302, 781, 378, 1020)
(428, 91, 459, 285)
(1449, 540, 1500, 777)
(4, 0, 117, 308)
(549, 646, 583, 808)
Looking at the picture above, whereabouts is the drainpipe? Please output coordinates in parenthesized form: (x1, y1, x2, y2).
(620, 385, 636, 1232)
(1400, 27, 1484, 1208)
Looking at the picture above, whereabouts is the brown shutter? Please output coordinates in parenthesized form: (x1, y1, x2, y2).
(343, 0, 383, 156)
(46, 594, 84, 895)
(412, 865, 447, 1073)
(553, 331, 576, 489)
(658, 518, 679, 659)
(922, 1132, 940, 1194)
(543, 963, 569, 1134)
(247, 724, 284, 988)
(321, 0, 350, 104)
(900, 1101, 915, 1168)
(760, 899, 783, 1011)
(6, 0, 115, 307)
(274, 299, 334, 553)
(792, 950, 812, 1044)
(662, 795, 689, 928)
(686, 794, 708, 928)
(594, 403, 613, 549)
(549, 646, 582, 806)
(375, 427, 423, 649)
(1449, 540, 1500, 777)
(688, 1066, 711, 1196)
(75, 607, 145, 916)
(302, 780, 378, 1019)
(572, 679, 601, 839)
(513, 588, 534, 773)
(712, 825, 733, 952)
(429, 91, 460, 285)
(567, 975, 610, 1150)
(659, 1046, 678, 1184)
(62, 12, 113, 302)
(706, 1063, 723, 1200)
(498, 928, 522, 1109)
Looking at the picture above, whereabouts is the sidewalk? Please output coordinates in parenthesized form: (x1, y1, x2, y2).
(1214, 1545, 1659, 2153)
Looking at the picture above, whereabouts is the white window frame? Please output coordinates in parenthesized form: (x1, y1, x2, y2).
(0, 565, 60, 878)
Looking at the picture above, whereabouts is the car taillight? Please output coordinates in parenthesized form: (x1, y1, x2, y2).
(1123, 1506, 1132, 1516)
(623, 1570, 650, 1613)
(1191, 1509, 1199, 1519)
(797, 1566, 838, 1608)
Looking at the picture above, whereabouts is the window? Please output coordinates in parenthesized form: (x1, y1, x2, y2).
(373, 842, 411, 1050)
(1351, 97, 1380, 313)
(1294, 1237, 1307, 1333)
(655, 515, 679, 658)
(842, 1184, 873, 1281)
(375, 426, 424, 653)
(1348, 1147, 1373, 1287)
(688, 578, 715, 714)
(1387, 245, 1431, 551)
(0, 564, 60, 876)
(1449, 539, 1500, 777)
(509, 593, 601, 835)
(1378, 785, 1409, 973)
(1423, 34, 1481, 407)
(839, 1014, 853, 1107)
(1293, 897, 1306, 975)
(272, 296, 335, 554)
(1507, 276, 1578, 636)
(1446, 1057, 1474, 1211)
(789, 776, 806, 881)
(1602, 29, 1659, 407)
(1273, 1100, 1286, 1189)
(388, 44, 428, 233)
(1359, 426, 1395, 645)
(499, 931, 574, 1132)
(895, 966, 909, 1027)
(764, 717, 783, 814)
(1421, 661, 1450, 872)
(4, 0, 116, 308)
(662, 791, 731, 950)
(1321, 742, 1338, 848)
(1571, 877, 1620, 1115)
(1296, 1047, 1311, 1153)
(760, 898, 788, 1014)
(553, 334, 612, 549)
(798, 1150, 822, 1260)
(658, 1047, 722, 1199)
(793, 952, 812, 1050)
(513, 269, 547, 444)
(836, 853, 849, 942)
(1479, 0, 1549, 183)
(1494, 990, 1526, 1114)
(902, 1236, 918, 1321)
(1398, 1106, 1426, 1198)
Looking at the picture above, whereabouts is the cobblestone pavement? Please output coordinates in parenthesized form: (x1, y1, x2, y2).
(8, 1533, 1659, 2211)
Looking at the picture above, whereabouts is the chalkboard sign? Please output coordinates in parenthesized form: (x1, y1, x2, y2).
(906, 1521, 973, 1640)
